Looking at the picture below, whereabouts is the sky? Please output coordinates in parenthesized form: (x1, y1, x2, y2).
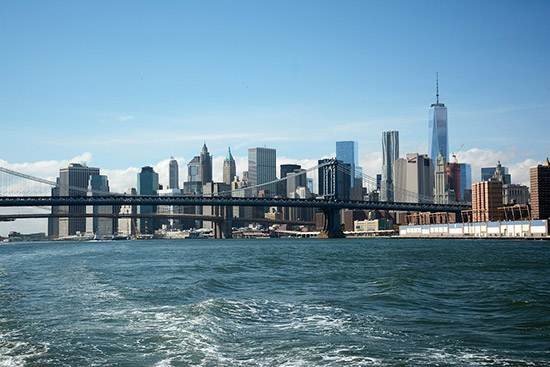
(0, 0, 549, 234)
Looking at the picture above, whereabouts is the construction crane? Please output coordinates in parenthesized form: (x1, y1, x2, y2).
(451, 143, 464, 163)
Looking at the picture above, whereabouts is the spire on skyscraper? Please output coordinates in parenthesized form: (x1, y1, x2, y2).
(436, 72, 439, 104)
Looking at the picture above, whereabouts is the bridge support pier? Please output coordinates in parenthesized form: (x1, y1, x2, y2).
(213, 206, 233, 239)
(318, 207, 345, 239)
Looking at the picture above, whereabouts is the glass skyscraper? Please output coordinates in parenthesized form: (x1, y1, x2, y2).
(381, 131, 399, 202)
(336, 141, 358, 188)
(428, 74, 449, 162)
(248, 147, 277, 196)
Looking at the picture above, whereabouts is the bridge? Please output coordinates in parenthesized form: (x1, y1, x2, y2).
(0, 161, 471, 238)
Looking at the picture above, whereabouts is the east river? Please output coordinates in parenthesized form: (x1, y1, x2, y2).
(1, 238, 549, 366)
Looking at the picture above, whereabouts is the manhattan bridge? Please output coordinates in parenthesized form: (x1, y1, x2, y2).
(0, 161, 470, 238)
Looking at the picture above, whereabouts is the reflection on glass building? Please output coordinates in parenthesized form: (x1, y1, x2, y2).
(336, 141, 358, 188)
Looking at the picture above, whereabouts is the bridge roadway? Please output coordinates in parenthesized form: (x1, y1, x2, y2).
(0, 195, 471, 212)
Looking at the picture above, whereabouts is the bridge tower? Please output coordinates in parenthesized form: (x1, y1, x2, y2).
(213, 205, 233, 239)
(318, 207, 345, 239)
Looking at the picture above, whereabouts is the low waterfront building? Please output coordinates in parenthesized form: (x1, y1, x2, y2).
(399, 219, 549, 238)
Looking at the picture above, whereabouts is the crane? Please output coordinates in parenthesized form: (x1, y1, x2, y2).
(451, 143, 464, 163)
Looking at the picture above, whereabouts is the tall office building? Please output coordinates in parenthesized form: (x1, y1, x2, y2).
(318, 158, 351, 200)
(86, 174, 113, 236)
(279, 164, 301, 197)
(394, 153, 434, 203)
(530, 158, 550, 220)
(428, 73, 449, 162)
(137, 166, 159, 234)
(447, 162, 472, 202)
(187, 156, 200, 182)
(118, 188, 137, 237)
(286, 169, 307, 197)
(336, 141, 358, 188)
(55, 163, 101, 237)
(433, 151, 451, 204)
(169, 158, 179, 189)
(381, 131, 399, 202)
(198, 143, 213, 185)
(223, 147, 236, 185)
(472, 180, 503, 222)
(248, 147, 277, 196)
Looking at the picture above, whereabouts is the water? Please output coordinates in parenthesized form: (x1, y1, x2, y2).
(1, 238, 549, 366)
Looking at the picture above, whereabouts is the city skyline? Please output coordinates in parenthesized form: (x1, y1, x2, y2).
(0, 1, 548, 186)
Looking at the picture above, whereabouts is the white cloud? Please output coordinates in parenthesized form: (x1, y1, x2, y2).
(452, 146, 537, 185)
(117, 115, 135, 122)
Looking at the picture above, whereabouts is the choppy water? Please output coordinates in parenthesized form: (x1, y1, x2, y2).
(1, 238, 549, 366)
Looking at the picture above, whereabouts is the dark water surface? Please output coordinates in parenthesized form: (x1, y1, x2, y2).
(1, 238, 549, 366)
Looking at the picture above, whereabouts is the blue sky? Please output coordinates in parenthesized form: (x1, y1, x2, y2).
(1, 0, 549, 188)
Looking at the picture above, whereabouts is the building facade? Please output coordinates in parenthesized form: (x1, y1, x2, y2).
(428, 75, 449, 162)
(447, 162, 472, 202)
(503, 184, 529, 205)
(86, 174, 114, 237)
(336, 141, 359, 188)
(434, 151, 451, 204)
(198, 143, 213, 185)
(223, 147, 237, 185)
(279, 164, 301, 198)
(481, 165, 511, 185)
(381, 131, 399, 202)
(394, 153, 434, 203)
(248, 147, 277, 196)
(530, 158, 550, 220)
(472, 180, 503, 222)
(137, 166, 159, 234)
(54, 163, 101, 237)
(169, 158, 179, 189)
(118, 188, 137, 237)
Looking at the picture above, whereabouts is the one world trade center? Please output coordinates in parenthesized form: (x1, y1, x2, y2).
(428, 73, 448, 162)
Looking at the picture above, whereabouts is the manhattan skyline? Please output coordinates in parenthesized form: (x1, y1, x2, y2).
(1, 1, 549, 191)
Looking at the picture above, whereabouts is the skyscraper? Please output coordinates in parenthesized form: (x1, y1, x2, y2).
(86, 174, 113, 236)
(433, 151, 450, 204)
(248, 147, 277, 196)
(394, 153, 434, 203)
(381, 131, 399, 202)
(447, 162, 472, 202)
(187, 156, 200, 182)
(137, 166, 159, 234)
(223, 147, 236, 185)
(530, 158, 550, 220)
(56, 163, 101, 237)
(169, 157, 179, 189)
(336, 141, 358, 188)
(428, 73, 449, 162)
(279, 164, 301, 197)
(198, 143, 212, 185)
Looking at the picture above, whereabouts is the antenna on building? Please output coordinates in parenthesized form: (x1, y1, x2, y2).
(436, 72, 439, 104)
